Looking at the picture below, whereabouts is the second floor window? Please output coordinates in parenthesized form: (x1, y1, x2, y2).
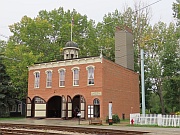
(46, 70, 52, 88)
(73, 68, 79, 86)
(87, 66, 94, 85)
(34, 71, 40, 88)
(59, 69, 65, 87)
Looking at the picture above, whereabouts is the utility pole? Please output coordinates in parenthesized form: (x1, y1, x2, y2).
(141, 49, 145, 114)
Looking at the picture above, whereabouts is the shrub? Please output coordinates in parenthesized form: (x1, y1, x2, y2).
(106, 114, 120, 123)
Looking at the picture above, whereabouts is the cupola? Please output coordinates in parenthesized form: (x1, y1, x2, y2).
(63, 41, 80, 60)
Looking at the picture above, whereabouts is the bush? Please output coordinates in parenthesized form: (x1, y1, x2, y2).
(106, 114, 120, 123)
(0, 106, 10, 118)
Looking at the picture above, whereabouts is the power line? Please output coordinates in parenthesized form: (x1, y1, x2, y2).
(100, 0, 163, 27)
(135, 0, 162, 12)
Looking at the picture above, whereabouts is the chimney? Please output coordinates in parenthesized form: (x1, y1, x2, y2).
(115, 26, 134, 70)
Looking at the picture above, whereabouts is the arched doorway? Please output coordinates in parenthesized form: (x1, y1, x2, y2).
(61, 95, 66, 118)
(26, 97, 31, 117)
(67, 96, 72, 118)
(93, 98, 100, 118)
(47, 96, 62, 118)
(31, 96, 46, 118)
(72, 95, 86, 118)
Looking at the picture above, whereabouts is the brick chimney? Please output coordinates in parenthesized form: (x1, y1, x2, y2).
(115, 26, 134, 70)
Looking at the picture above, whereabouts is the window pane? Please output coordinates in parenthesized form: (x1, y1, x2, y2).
(46, 71, 52, 87)
(93, 98, 100, 105)
(73, 69, 79, 85)
(35, 97, 45, 103)
(59, 70, 65, 86)
(88, 67, 94, 84)
(34, 72, 40, 88)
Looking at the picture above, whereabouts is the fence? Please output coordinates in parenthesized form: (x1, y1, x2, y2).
(130, 113, 180, 127)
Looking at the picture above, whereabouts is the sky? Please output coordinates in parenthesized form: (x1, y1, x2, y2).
(0, 0, 177, 41)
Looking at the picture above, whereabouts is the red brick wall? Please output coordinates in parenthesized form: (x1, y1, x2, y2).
(28, 61, 103, 118)
(28, 58, 140, 119)
(28, 62, 103, 99)
(102, 58, 140, 119)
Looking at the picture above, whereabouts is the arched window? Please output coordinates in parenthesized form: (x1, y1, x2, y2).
(86, 65, 95, 85)
(34, 71, 40, 88)
(93, 98, 100, 105)
(72, 67, 80, 86)
(34, 97, 45, 103)
(45, 70, 52, 88)
(58, 68, 66, 87)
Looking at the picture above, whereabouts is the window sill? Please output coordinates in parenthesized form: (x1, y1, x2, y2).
(88, 84, 94, 86)
(59, 86, 65, 88)
(73, 85, 79, 87)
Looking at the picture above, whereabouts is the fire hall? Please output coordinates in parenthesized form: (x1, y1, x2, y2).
(26, 27, 140, 120)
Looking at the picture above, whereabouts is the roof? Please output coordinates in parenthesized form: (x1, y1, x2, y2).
(65, 41, 78, 48)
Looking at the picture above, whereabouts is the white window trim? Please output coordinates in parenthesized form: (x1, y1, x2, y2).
(58, 68, 66, 87)
(71, 67, 80, 86)
(45, 70, 53, 88)
(18, 103, 22, 113)
(86, 65, 95, 70)
(86, 65, 95, 86)
(33, 71, 40, 88)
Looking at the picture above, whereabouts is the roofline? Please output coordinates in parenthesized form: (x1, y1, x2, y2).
(28, 56, 102, 71)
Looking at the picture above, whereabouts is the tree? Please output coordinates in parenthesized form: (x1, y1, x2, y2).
(173, 0, 180, 25)
(143, 22, 180, 114)
(0, 55, 15, 117)
(161, 23, 180, 113)
(9, 7, 98, 63)
(3, 41, 41, 99)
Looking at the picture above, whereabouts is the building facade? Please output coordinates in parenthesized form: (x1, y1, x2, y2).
(27, 28, 140, 120)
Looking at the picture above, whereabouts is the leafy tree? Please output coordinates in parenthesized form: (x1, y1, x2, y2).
(173, 0, 180, 25)
(9, 7, 98, 62)
(38, 8, 98, 58)
(163, 76, 180, 112)
(3, 41, 41, 99)
(0, 55, 15, 117)
(0, 40, 7, 53)
(143, 22, 180, 114)
(148, 93, 161, 113)
(161, 23, 180, 113)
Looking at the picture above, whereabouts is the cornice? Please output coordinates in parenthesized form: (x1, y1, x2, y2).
(28, 56, 102, 71)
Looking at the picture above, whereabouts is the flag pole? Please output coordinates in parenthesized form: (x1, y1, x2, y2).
(71, 17, 74, 41)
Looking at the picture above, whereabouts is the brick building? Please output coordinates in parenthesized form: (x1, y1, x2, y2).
(26, 27, 140, 120)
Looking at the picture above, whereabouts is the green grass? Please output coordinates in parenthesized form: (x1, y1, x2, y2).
(0, 117, 25, 121)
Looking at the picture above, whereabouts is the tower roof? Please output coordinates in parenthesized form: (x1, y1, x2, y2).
(65, 41, 78, 48)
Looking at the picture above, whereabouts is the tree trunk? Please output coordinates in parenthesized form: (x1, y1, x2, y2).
(157, 82, 165, 115)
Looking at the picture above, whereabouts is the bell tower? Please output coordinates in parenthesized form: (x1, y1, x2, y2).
(63, 41, 80, 60)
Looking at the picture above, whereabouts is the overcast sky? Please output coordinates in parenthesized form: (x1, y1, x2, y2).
(0, 0, 177, 40)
